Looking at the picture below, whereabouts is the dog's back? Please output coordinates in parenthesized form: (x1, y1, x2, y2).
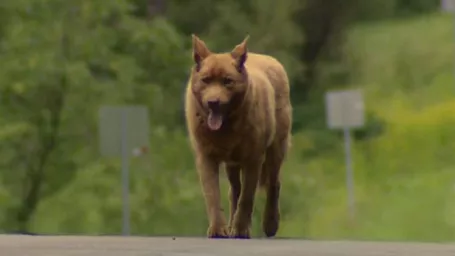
(246, 53, 292, 151)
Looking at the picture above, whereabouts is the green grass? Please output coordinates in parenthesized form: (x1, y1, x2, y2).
(279, 12, 455, 241)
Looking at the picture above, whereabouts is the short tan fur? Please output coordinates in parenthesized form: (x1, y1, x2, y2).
(184, 34, 293, 239)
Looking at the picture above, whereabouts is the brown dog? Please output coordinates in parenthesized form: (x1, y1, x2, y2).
(184, 34, 292, 239)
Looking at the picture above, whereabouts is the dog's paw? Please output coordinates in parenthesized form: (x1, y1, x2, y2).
(263, 209, 280, 238)
(207, 225, 229, 239)
(262, 217, 279, 238)
(229, 226, 251, 239)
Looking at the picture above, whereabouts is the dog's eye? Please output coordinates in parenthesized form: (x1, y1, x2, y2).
(201, 77, 212, 84)
(222, 78, 234, 85)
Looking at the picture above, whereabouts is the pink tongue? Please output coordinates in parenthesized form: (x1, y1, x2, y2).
(208, 112, 223, 131)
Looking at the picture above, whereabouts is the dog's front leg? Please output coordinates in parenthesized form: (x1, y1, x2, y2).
(229, 158, 263, 239)
(196, 154, 228, 238)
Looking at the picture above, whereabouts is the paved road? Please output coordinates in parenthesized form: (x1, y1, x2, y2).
(2, 235, 455, 256)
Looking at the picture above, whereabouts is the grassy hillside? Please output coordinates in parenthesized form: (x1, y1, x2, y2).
(29, 13, 455, 241)
(281, 12, 455, 241)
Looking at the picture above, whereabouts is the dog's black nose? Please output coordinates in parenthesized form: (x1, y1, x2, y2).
(207, 100, 220, 110)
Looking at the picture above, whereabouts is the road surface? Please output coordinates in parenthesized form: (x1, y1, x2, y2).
(1, 235, 455, 256)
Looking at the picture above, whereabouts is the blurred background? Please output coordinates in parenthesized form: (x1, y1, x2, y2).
(0, 0, 454, 242)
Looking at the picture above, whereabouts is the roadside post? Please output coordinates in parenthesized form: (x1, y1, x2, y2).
(325, 89, 365, 221)
(99, 105, 150, 236)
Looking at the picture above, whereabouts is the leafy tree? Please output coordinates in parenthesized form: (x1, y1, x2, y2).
(0, 0, 188, 232)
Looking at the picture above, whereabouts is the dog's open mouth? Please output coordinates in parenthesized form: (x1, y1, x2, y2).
(208, 111, 223, 131)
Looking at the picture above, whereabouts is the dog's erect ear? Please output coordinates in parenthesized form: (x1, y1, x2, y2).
(192, 34, 211, 71)
(231, 35, 249, 72)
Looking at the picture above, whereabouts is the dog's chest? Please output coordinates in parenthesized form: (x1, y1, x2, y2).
(194, 124, 255, 161)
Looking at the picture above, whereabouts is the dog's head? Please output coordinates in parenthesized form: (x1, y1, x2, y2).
(190, 34, 250, 131)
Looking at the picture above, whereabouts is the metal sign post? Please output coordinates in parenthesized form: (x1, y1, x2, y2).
(99, 105, 150, 236)
(325, 89, 365, 221)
